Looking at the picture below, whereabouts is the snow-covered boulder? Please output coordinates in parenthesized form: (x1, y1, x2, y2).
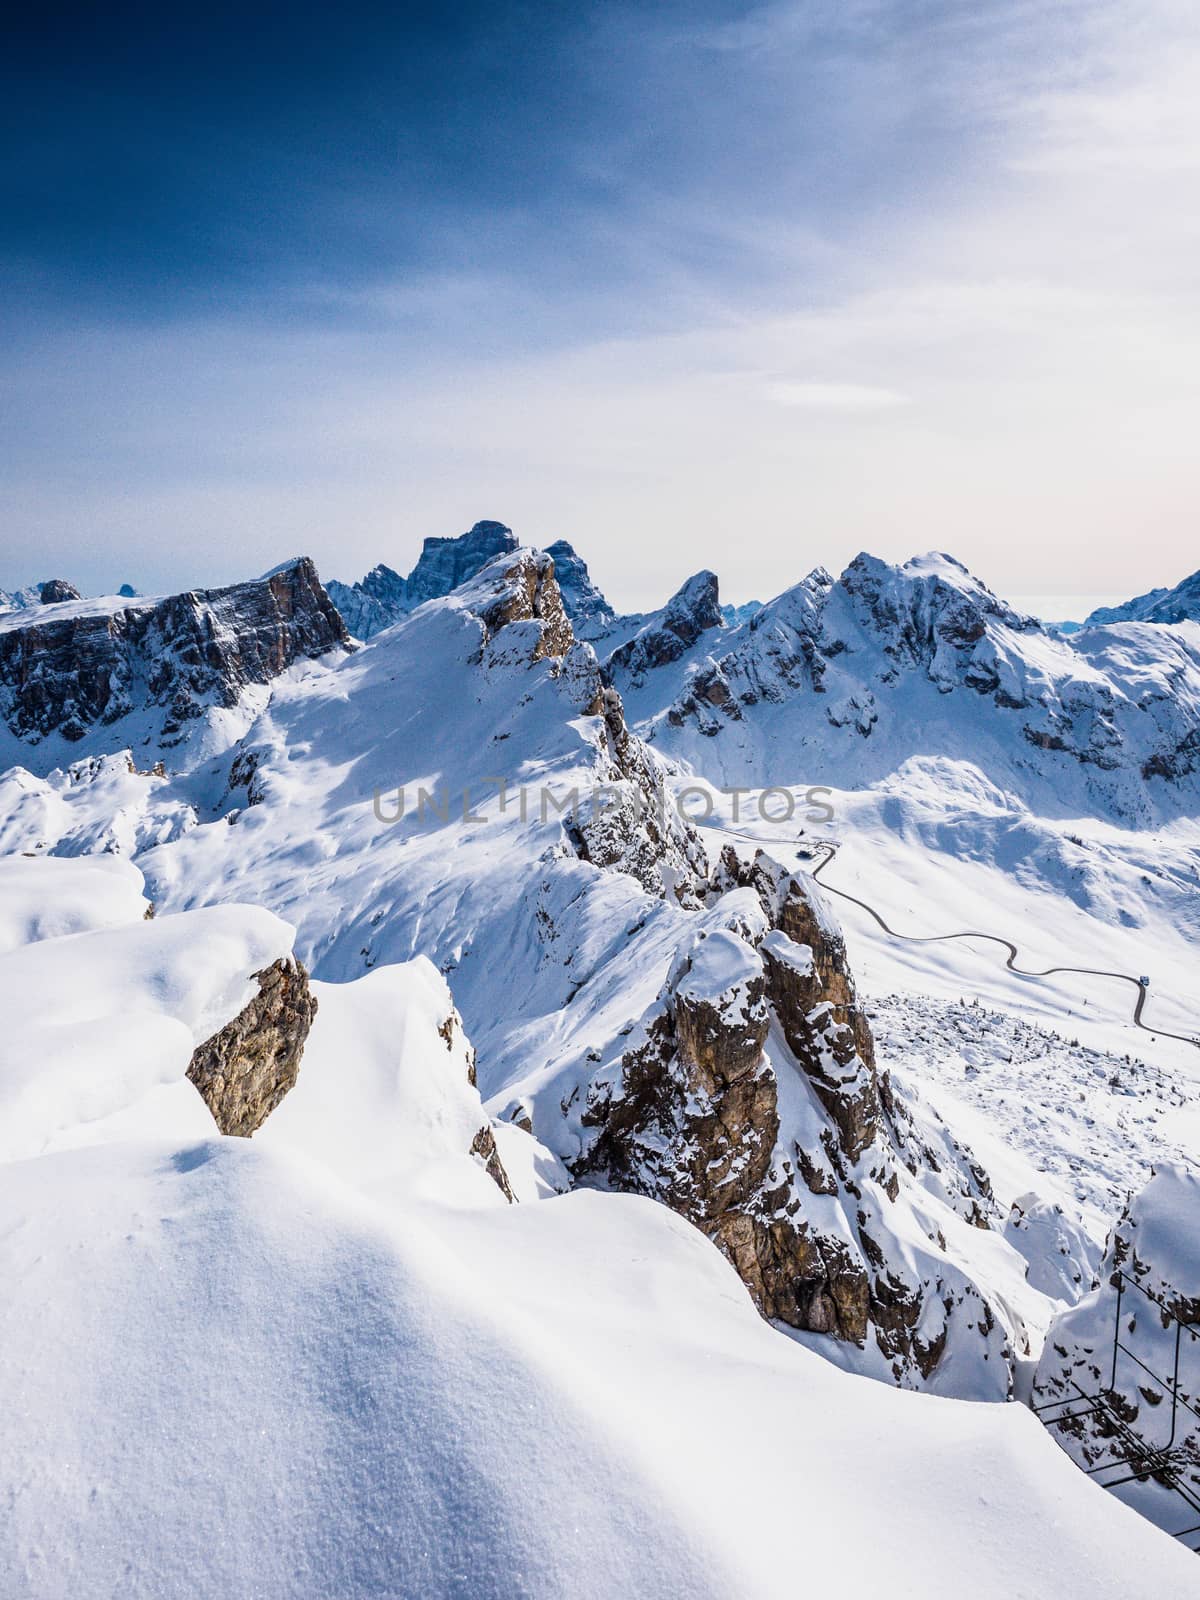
(0, 853, 149, 953)
(261, 957, 523, 1204)
(0, 872, 298, 1161)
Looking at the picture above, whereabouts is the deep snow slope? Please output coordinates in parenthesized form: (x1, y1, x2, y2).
(1, 859, 1196, 1598)
(4, 535, 1200, 1572)
(8, 1136, 1197, 1600)
(0, 546, 1076, 1394)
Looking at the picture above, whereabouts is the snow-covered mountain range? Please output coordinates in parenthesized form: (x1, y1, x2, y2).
(1087, 568, 1200, 627)
(2, 525, 1199, 1592)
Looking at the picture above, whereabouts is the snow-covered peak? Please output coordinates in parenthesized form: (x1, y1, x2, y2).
(834, 548, 1035, 647)
(650, 548, 1200, 820)
(606, 568, 725, 692)
(0, 582, 44, 613)
(1088, 567, 1200, 627)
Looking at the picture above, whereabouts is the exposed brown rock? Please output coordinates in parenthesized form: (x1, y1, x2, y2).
(477, 549, 574, 661)
(574, 847, 1009, 1387)
(470, 1125, 516, 1203)
(187, 958, 317, 1136)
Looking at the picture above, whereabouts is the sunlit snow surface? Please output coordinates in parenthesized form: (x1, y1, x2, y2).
(0, 860, 1195, 1598)
(3, 555, 1200, 1589)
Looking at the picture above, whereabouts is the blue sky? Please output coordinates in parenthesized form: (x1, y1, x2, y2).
(3, 0, 1198, 610)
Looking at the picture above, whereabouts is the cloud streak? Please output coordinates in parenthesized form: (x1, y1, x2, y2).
(1, 1, 1198, 609)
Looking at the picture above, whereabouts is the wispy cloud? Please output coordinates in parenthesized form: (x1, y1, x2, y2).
(3, 1, 1200, 610)
(767, 381, 911, 412)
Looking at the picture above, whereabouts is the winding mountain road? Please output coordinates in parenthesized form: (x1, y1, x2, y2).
(807, 844, 1200, 1051)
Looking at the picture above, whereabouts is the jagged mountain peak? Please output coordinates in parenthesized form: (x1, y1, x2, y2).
(662, 569, 722, 634)
(605, 568, 725, 691)
(1088, 566, 1200, 627)
(544, 539, 616, 629)
(0, 557, 350, 759)
(652, 547, 1200, 819)
(839, 549, 1034, 629)
(39, 578, 83, 604)
(407, 521, 519, 605)
(326, 520, 520, 639)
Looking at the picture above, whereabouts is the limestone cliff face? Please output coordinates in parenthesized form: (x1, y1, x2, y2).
(0, 559, 350, 746)
(544, 540, 616, 634)
(576, 846, 1010, 1389)
(187, 958, 318, 1136)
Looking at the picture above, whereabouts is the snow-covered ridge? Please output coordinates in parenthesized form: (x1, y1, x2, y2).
(1087, 564, 1200, 627)
(3, 526, 1200, 1577)
(0, 557, 350, 754)
(0, 543, 1070, 1396)
(643, 548, 1200, 820)
(0, 589, 161, 634)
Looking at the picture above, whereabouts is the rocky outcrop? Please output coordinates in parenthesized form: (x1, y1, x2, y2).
(568, 681, 708, 899)
(473, 548, 574, 662)
(187, 957, 318, 1136)
(39, 579, 82, 604)
(444, 1001, 516, 1201)
(575, 846, 1011, 1390)
(469, 1125, 516, 1202)
(0, 558, 350, 746)
(1032, 1163, 1200, 1531)
(607, 571, 724, 685)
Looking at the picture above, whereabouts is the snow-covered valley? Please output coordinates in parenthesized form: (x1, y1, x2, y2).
(2, 528, 1199, 1593)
